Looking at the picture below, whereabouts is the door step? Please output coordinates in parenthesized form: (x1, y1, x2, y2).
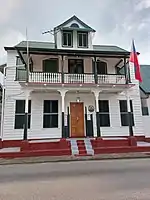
(69, 138, 94, 156)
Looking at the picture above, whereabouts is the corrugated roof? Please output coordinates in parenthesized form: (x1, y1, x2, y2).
(140, 65, 150, 94)
(16, 41, 55, 49)
(15, 41, 128, 53)
(93, 45, 128, 53)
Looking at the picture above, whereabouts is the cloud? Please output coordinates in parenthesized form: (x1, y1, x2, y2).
(0, 30, 25, 65)
(0, 0, 23, 24)
(136, 0, 150, 10)
(0, 0, 150, 64)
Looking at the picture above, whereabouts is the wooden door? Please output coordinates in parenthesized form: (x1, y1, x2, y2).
(70, 102, 84, 137)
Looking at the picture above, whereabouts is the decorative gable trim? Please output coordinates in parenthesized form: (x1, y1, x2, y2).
(54, 15, 96, 32)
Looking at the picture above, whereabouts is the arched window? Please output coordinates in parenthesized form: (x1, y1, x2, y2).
(96, 60, 107, 74)
(70, 23, 79, 28)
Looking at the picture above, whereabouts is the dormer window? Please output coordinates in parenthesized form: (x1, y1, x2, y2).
(78, 32, 88, 48)
(62, 31, 73, 47)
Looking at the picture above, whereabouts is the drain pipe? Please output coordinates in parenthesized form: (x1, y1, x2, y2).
(0, 66, 6, 141)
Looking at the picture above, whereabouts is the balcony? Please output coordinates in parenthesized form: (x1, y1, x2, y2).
(16, 69, 126, 85)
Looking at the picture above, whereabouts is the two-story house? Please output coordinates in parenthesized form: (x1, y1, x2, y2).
(0, 16, 144, 153)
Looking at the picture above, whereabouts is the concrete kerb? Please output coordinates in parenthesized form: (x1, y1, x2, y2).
(0, 152, 150, 165)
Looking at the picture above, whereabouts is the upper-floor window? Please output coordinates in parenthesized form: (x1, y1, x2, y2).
(97, 60, 107, 74)
(16, 56, 33, 71)
(68, 59, 84, 74)
(43, 59, 58, 73)
(62, 31, 73, 47)
(16, 56, 23, 65)
(77, 32, 88, 48)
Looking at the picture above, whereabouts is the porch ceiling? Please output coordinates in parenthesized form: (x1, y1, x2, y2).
(23, 82, 135, 94)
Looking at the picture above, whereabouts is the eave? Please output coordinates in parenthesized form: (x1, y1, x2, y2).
(5, 46, 130, 58)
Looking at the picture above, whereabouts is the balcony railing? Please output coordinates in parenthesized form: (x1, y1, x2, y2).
(16, 70, 126, 85)
(97, 74, 126, 84)
(64, 73, 95, 84)
(29, 72, 62, 83)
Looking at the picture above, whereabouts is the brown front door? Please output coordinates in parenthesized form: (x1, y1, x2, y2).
(70, 102, 84, 137)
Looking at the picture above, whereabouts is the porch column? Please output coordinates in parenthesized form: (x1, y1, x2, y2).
(23, 90, 31, 140)
(124, 57, 131, 83)
(126, 90, 134, 137)
(93, 90, 101, 137)
(94, 57, 98, 84)
(58, 90, 68, 138)
(61, 55, 64, 83)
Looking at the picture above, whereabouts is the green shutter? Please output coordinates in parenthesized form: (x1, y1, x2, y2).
(43, 59, 58, 73)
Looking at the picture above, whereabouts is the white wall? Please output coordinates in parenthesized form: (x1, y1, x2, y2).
(3, 88, 144, 140)
(55, 30, 93, 50)
(2, 50, 144, 140)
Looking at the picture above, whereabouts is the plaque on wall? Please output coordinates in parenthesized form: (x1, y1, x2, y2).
(88, 105, 94, 112)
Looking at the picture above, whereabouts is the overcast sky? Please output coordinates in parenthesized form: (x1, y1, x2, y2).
(0, 0, 150, 64)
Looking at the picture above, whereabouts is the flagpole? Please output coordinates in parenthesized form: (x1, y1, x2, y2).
(26, 27, 29, 82)
(23, 27, 29, 141)
(125, 59, 133, 137)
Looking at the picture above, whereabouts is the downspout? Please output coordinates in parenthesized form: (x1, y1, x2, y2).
(1, 66, 6, 141)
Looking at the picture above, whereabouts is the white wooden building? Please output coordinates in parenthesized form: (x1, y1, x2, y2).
(1, 15, 144, 142)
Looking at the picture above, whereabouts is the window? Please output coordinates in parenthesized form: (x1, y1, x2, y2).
(43, 59, 58, 73)
(119, 100, 134, 126)
(16, 56, 23, 65)
(43, 100, 58, 128)
(62, 31, 73, 47)
(97, 61, 107, 74)
(16, 56, 33, 69)
(15, 100, 31, 129)
(68, 59, 84, 74)
(70, 23, 79, 28)
(99, 100, 110, 127)
(141, 98, 149, 116)
(78, 32, 88, 48)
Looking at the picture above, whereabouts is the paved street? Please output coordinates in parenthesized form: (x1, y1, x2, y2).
(0, 159, 150, 200)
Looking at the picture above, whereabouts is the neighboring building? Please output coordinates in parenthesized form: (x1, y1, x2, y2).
(2, 15, 144, 142)
(140, 65, 150, 138)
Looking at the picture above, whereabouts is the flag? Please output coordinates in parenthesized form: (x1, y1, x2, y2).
(129, 40, 142, 82)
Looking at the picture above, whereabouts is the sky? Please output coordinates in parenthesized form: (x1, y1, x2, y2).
(0, 0, 150, 65)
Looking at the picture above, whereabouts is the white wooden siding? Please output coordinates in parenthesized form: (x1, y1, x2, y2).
(2, 50, 145, 140)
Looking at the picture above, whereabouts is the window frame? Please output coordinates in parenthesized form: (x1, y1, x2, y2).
(43, 100, 59, 128)
(42, 58, 58, 73)
(68, 59, 84, 74)
(62, 31, 73, 47)
(98, 100, 110, 127)
(96, 60, 107, 74)
(119, 100, 134, 126)
(77, 31, 88, 48)
(141, 98, 149, 116)
(14, 100, 31, 129)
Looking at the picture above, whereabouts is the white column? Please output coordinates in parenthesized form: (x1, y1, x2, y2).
(92, 90, 101, 137)
(58, 90, 68, 138)
(23, 89, 32, 140)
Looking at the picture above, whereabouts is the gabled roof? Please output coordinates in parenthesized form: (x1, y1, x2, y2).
(140, 65, 150, 94)
(5, 41, 129, 55)
(54, 15, 96, 32)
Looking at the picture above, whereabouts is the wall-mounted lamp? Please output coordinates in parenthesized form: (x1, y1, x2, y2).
(76, 97, 80, 102)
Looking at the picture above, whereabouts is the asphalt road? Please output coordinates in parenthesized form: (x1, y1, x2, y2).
(0, 159, 150, 200)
